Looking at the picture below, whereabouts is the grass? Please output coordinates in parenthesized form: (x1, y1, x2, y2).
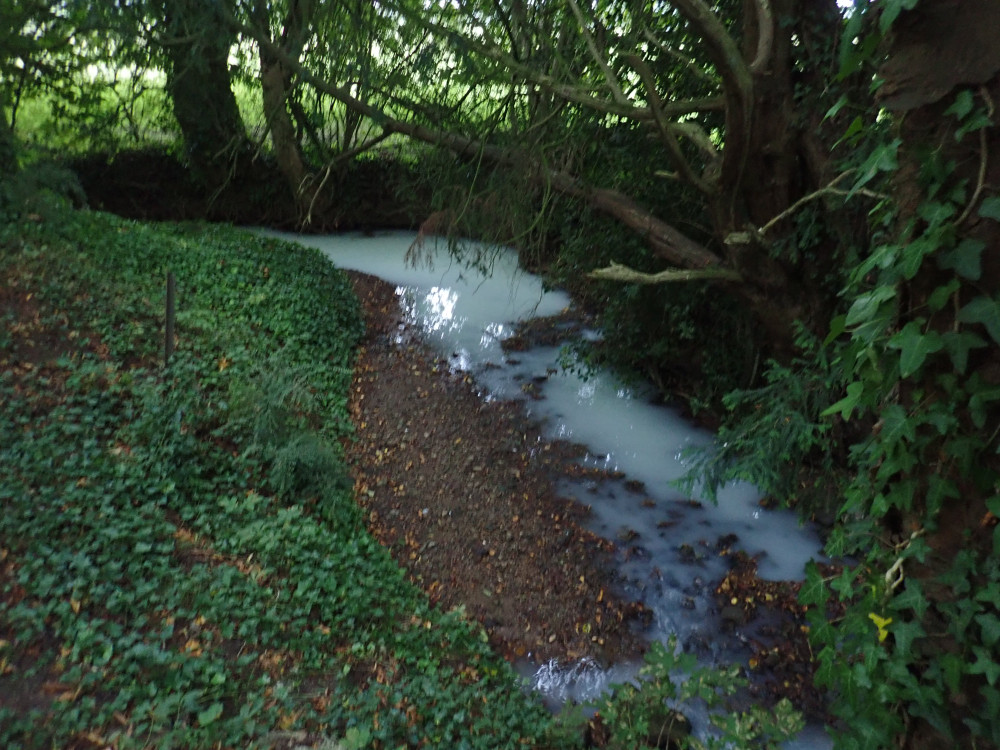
(0, 205, 554, 748)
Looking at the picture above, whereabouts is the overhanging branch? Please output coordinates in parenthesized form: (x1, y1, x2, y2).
(226, 10, 726, 273)
(588, 261, 742, 284)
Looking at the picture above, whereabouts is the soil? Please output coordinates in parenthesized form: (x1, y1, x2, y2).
(345, 271, 649, 666)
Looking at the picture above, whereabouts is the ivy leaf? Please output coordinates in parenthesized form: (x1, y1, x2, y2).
(891, 619, 923, 657)
(976, 613, 1000, 648)
(851, 140, 901, 195)
(821, 381, 866, 420)
(943, 89, 975, 121)
(979, 195, 1000, 222)
(888, 322, 943, 377)
(879, 0, 919, 33)
(969, 646, 1000, 686)
(957, 296, 1000, 344)
(800, 561, 830, 608)
(846, 286, 896, 327)
(197, 702, 224, 726)
(892, 580, 929, 619)
(942, 330, 987, 374)
(937, 237, 985, 280)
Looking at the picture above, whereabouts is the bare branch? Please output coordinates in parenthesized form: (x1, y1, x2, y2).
(589, 261, 742, 284)
(565, 0, 628, 105)
(626, 52, 715, 195)
(724, 170, 887, 246)
(642, 28, 715, 85)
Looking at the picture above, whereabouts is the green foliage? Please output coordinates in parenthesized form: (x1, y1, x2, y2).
(0, 205, 552, 748)
(0, 160, 87, 222)
(678, 5, 1000, 748)
(594, 638, 803, 750)
(679, 324, 849, 517)
(809, 80, 1000, 746)
(548, 199, 755, 409)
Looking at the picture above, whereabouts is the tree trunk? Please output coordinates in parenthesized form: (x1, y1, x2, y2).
(260, 56, 312, 213)
(161, 0, 247, 190)
(253, 0, 322, 222)
(0, 103, 16, 177)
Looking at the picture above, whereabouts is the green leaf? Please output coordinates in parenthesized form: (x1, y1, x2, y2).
(846, 285, 896, 327)
(977, 613, 1000, 648)
(937, 237, 985, 280)
(969, 646, 1000, 686)
(800, 561, 830, 608)
(197, 701, 224, 726)
(979, 195, 1000, 222)
(942, 330, 987, 374)
(957, 296, 1000, 344)
(892, 580, 929, 619)
(821, 380, 866, 420)
(879, 0, 919, 33)
(852, 140, 901, 194)
(943, 89, 975, 121)
(888, 322, 943, 377)
(890, 619, 923, 658)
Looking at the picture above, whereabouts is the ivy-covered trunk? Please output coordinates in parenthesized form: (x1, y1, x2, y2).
(162, 0, 247, 190)
(808, 2, 1000, 747)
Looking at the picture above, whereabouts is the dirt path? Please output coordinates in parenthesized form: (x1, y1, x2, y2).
(345, 272, 649, 666)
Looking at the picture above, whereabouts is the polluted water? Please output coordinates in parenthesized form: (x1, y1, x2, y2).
(260, 229, 832, 749)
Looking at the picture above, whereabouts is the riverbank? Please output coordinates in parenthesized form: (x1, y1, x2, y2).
(0, 212, 556, 749)
(346, 272, 649, 666)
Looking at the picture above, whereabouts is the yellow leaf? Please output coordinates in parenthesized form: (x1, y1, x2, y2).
(868, 612, 892, 642)
(70, 598, 81, 614)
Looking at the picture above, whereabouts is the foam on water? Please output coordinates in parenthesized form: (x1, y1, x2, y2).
(261, 229, 831, 749)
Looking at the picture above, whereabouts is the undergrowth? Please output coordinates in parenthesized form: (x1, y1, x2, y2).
(0, 207, 552, 748)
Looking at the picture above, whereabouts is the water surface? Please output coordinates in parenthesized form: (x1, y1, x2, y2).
(262, 229, 829, 747)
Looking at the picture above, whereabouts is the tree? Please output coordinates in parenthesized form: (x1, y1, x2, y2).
(157, 0, 249, 189)
(0, 0, 95, 172)
(225, 0, 864, 355)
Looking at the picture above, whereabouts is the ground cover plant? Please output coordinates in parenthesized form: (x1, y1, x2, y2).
(0, 204, 553, 748)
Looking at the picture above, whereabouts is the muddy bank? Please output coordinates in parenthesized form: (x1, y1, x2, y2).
(346, 271, 650, 665)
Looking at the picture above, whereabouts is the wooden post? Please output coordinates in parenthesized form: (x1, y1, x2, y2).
(165, 272, 176, 366)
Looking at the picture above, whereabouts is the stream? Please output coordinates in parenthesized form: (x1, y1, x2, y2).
(262, 229, 832, 748)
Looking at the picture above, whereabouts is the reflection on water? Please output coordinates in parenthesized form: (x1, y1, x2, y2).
(258, 229, 831, 749)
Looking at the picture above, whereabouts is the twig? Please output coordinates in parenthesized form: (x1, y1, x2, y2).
(724, 170, 887, 246)
(957, 86, 995, 227)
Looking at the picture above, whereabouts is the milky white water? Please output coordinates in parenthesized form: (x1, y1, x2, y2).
(260, 229, 831, 748)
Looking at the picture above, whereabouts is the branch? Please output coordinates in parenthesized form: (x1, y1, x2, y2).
(724, 170, 887, 246)
(642, 28, 716, 85)
(565, 0, 628, 105)
(957, 86, 995, 227)
(625, 53, 715, 195)
(226, 10, 725, 272)
(388, 4, 724, 122)
(749, 0, 774, 74)
(669, 0, 754, 211)
(588, 261, 742, 284)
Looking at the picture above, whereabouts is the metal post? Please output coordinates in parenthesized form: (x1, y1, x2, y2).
(165, 272, 176, 366)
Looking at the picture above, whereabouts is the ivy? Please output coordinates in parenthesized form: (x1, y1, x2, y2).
(0, 208, 552, 748)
